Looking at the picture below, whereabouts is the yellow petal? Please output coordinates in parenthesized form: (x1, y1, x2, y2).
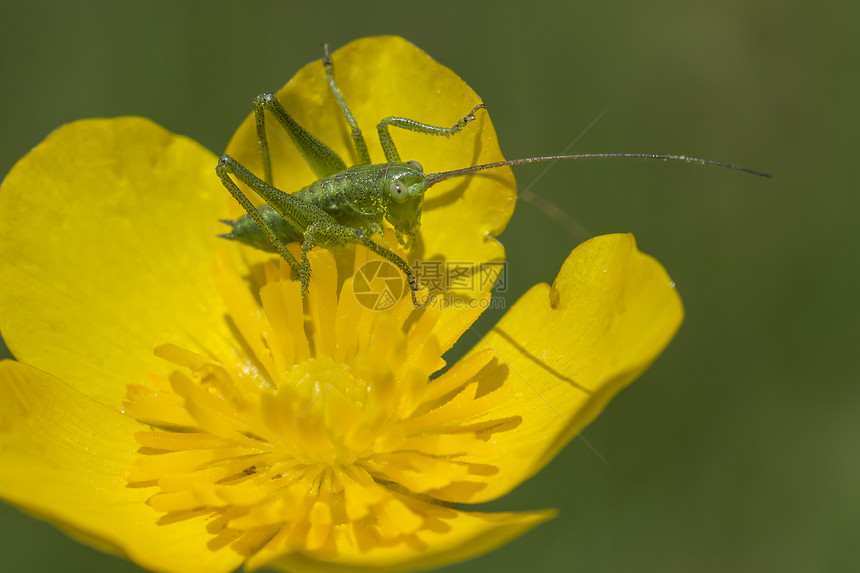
(224, 35, 515, 275)
(0, 117, 234, 406)
(251, 502, 554, 573)
(460, 233, 684, 501)
(0, 360, 244, 573)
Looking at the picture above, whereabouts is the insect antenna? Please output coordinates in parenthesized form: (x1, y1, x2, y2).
(424, 153, 772, 188)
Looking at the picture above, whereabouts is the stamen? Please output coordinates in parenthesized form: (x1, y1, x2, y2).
(123, 240, 521, 559)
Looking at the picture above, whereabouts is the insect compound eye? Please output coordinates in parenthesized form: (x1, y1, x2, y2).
(407, 160, 423, 172)
(388, 179, 409, 203)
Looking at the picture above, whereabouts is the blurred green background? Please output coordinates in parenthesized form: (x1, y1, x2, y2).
(1, 1, 856, 571)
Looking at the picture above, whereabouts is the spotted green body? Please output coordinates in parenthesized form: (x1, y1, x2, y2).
(225, 162, 426, 253)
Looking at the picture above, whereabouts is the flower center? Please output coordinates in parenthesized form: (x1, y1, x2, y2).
(276, 357, 370, 466)
(121, 247, 519, 564)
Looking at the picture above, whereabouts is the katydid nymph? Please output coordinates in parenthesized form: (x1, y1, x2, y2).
(216, 44, 770, 307)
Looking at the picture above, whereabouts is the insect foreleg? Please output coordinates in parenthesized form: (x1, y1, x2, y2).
(376, 104, 487, 163)
(253, 93, 347, 184)
(215, 157, 302, 274)
(322, 44, 371, 166)
(301, 221, 420, 306)
(358, 235, 420, 307)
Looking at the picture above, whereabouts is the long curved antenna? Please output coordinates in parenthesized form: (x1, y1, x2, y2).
(425, 153, 772, 188)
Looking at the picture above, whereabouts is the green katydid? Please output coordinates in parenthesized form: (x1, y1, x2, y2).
(216, 44, 770, 306)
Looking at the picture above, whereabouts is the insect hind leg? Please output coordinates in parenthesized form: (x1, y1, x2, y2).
(322, 44, 371, 165)
(253, 93, 347, 185)
(216, 156, 302, 275)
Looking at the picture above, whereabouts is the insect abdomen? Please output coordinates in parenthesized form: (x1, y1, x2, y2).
(221, 204, 302, 253)
(221, 164, 390, 251)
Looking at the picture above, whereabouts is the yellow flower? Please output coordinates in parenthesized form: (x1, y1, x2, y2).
(0, 36, 682, 573)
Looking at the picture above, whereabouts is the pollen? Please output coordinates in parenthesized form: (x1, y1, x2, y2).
(122, 241, 518, 563)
